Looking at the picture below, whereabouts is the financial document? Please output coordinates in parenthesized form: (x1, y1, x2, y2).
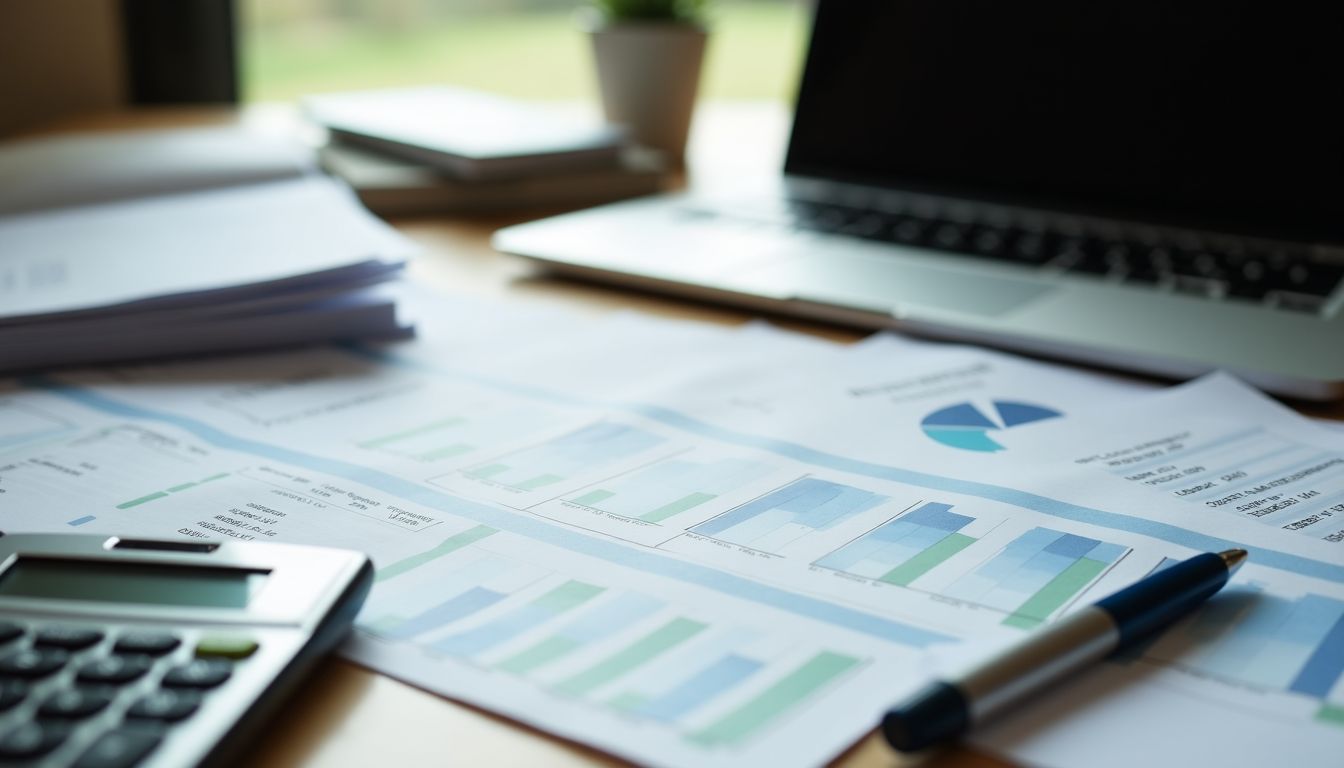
(1, 298, 1340, 768)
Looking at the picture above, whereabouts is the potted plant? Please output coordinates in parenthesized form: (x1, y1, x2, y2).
(583, 0, 709, 165)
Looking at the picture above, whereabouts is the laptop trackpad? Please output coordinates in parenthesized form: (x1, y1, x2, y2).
(739, 249, 1054, 318)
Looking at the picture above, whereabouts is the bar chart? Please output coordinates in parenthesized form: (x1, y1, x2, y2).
(357, 404, 553, 463)
(944, 527, 1127, 628)
(815, 502, 990, 586)
(432, 579, 607, 656)
(565, 456, 776, 524)
(461, 422, 666, 492)
(691, 478, 889, 555)
(1143, 584, 1344, 723)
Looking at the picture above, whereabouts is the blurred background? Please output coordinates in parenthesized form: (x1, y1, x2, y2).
(242, 0, 808, 103)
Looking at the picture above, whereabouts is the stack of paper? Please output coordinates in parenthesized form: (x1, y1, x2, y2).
(3, 291, 1339, 768)
(0, 128, 417, 372)
(304, 87, 666, 215)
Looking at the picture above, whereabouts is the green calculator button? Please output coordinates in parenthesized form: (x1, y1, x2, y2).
(193, 635, 258, 660)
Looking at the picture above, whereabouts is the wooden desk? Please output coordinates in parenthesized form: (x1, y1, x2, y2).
(22, 105, 1339, 768)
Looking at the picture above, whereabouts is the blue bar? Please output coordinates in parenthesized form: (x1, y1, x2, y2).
(66, 515, 96, 526)
(386, 587, 507, 640)
(695, 478, 887, 539)
(432, 603, 553, 656)
(1288, 599, 1344, 697)
(555, 594, 663, 644)
(635, 653, 764, 722)
(1044, 533, 1102, 559)
(900, 503, 973, 533)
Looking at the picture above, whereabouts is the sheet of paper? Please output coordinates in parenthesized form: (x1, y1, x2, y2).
(0, 176, 414, 321)
(1, 299, 1340, 768)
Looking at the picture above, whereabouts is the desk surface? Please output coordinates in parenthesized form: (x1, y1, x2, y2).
(24, 104, 1342, 768)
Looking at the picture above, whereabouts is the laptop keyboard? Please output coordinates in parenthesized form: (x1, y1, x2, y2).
(779, 199, 1343, 314)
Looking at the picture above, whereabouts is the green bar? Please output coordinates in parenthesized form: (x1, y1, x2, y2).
(497, 636, 582, 675)
(572, 489, 615, 507)
(116, 491, 169, 510)
(166, 482, 198, 493)
(1317, 703, 1344, 728)
(555, 618, 706, 697)
(417, 443, 473, 461)
(517, 473, 564, 491)
(466, 463, 509, 479)
(690, 651, 860, 746)
(532, 580, 605, 613)
(199, 473, 229, 484)
(1003, 556, 1108, 629)
(608, 692, 648, 713)
(878, 532, 976, 586)
(374, 525, 496, 583)
(641, 492, 717, 523)
(360, 418, 465, 449)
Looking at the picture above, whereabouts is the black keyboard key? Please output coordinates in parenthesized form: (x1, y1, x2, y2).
(1281, 262, 1344, 296)
(0, 721, 68, 760)
(929, 222, 968, 251)
(0, 648, 69, 679)
(39, 688, 113, 719)
(126, 689, 201, 722)
(1274, 292, 1327, 314)
(888, 217, 927, 245)
(35, 626, 104, 651)
(74, 730, 162, 768)
(968, 227, 1007, 257)
(840, 214, 886, 239)
(1006, 229, 1052, 264)
(78, 656, 152, 685)
(161, 659, 231, 689)
(0, 680, 27, 712)
(0, 621, 23, 645)
(113, 632, 181, 657)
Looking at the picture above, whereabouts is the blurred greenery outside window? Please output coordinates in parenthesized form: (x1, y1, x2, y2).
(241, 0, 810, 103)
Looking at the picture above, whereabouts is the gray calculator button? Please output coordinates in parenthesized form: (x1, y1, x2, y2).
(0, 648, 69, 679)
(39, 688, 114, 719)
(0, 680, 27, 712)
(161, 659, 231, 689)
(126, 689, 201, 722)
(0, 721, 68, 759)
(113, 633, 181, 657)
(35, 625, 105, 650)
(0, 621, 22, 644)
(77, 656, 152, 685)
(73, 730, 162, 768)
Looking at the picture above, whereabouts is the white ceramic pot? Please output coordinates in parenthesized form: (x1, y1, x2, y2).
(589, 21, 707, 164)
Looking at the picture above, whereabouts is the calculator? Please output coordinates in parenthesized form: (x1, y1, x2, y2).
(0, 532, 373, 767)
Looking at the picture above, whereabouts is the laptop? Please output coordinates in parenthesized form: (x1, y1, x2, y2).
(494, 0, 1344, 400)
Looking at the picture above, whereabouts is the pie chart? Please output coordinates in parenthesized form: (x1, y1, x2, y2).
(920, 400, 1063, 452)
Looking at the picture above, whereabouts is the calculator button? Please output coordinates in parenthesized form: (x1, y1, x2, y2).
(77, 656, 152, 685)
(113, 633, 181, 657)
(126, 689, 201, 722)
(0, 648, 69, 679)
(73, 730, 162, 768)
(0, 621, 23, 644)
(0, 721, 68, 759)
(161, 659, 231, 689)
(39, 688, 114, 719)
(0, 680, 27, 712)
(194, 634, 259, 660)
(35, 626, 105, 651)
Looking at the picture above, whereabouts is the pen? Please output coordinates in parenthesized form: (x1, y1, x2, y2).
(882, 548, 1248, 751)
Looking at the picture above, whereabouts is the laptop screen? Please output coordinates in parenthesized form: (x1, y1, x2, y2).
(785, 1, 1344, 242)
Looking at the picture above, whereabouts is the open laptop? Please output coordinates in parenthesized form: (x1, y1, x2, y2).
(494, 0, 1344, 400)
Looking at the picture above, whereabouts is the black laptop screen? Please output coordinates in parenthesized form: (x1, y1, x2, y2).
(785, 1, 1344, 241)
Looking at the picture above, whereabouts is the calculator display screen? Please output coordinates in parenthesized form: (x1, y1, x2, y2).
(0, 558, 269, 608)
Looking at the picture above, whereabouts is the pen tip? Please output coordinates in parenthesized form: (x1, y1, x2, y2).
(1219, 548, 1248, 572)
